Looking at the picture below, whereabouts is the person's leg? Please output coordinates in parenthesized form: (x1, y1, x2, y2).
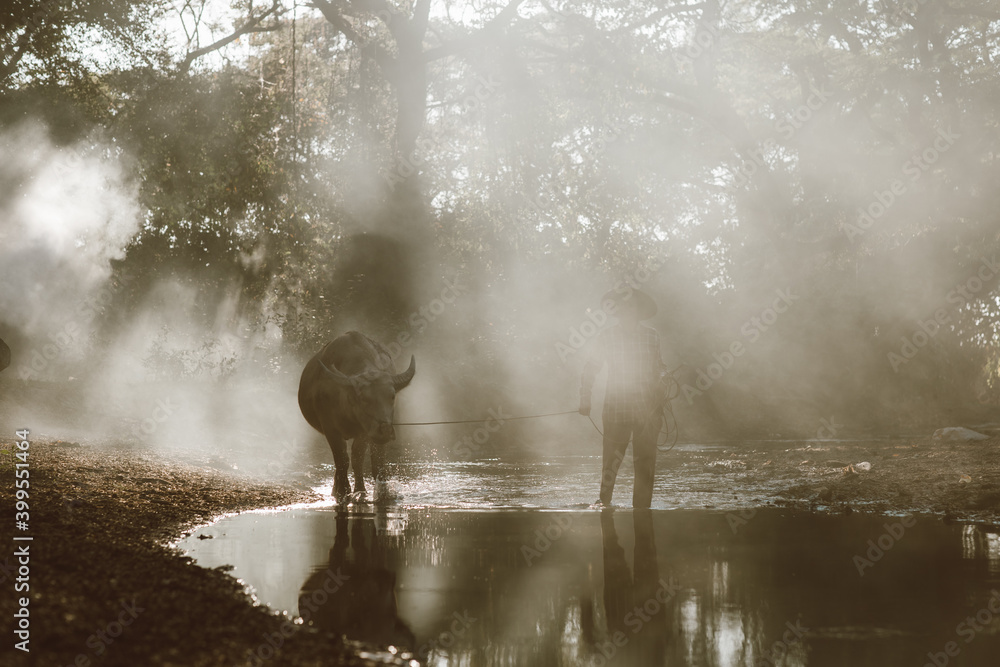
(632, 411, 660, 509)
(600, 509, 632, 634)
(600, 421, 632, 504)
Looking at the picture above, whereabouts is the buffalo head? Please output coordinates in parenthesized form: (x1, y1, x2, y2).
(318, 356, 415, 444)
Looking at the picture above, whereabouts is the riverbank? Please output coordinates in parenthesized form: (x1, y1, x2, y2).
(0, 437, 397, 667)
(746, 434, 1000, 523)
(0, 431, 997, 665)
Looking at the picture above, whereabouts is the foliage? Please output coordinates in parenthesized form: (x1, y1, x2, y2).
(4, 0, 1000, 433)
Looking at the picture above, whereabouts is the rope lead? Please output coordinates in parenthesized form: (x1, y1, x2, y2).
(394, 371, 682, 453)
(393, 409, 578, 426)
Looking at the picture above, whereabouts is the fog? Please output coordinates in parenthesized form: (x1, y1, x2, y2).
(2, 0, 999, 479)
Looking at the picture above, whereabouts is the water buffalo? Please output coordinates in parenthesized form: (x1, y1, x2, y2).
(298, 331, 415, 500)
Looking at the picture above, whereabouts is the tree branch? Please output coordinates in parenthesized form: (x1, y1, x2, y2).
(613, 3, 708, 34)
(311, 0, 366, 45)
(423, 0, 527, 62)
(941, 6, 1000, 21)
(411, 0, 432, 41)
(0, 0, 60, 84)
(310, 0, 395, 73)
(0, 31, 34, 83)
(178, 0, 284, 73)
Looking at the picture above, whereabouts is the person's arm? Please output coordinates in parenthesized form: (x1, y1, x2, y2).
(580, 333, 606, 416)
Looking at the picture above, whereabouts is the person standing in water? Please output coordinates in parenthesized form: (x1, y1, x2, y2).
(579, 286, 667, 509)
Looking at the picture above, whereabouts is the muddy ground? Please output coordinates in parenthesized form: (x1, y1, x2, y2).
(685, 434, 1000, 523)
(0, 432, 997, 666)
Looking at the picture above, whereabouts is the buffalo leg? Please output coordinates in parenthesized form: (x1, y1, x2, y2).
(370, 441, 390, 503)
(371, 441, 388, 483)
(351, 438, 369, 497)
(319, 415, 351, 498)
(372, 442, 386, 482)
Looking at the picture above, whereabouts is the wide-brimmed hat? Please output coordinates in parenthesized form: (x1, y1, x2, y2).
(601, 285, 657, 320)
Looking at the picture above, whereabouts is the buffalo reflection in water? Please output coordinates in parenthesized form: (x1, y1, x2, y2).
(298, 510, 415, 651)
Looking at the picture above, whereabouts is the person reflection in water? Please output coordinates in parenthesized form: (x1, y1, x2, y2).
(298, 510, 414, 650)
(580, 286, 667, 508)
(598, 509, 670, 664)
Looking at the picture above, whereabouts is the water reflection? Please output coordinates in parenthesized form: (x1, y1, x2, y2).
(961, 524, 1000, 574)
(182, 509, 1000, 666)
(299, 511, 415, 649)
(595, 509, 669, 665)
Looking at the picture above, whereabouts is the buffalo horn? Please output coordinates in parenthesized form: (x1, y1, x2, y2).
(392, 356, 416, 390)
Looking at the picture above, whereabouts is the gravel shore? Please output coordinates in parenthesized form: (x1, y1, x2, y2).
(0, 437, 386, 667)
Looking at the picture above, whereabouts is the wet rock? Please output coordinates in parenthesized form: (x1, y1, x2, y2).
(932, 427, 989, 442)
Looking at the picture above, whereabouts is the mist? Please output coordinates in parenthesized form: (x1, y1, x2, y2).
(2, 0, 999, 482)
(7, 6, 1000, 667)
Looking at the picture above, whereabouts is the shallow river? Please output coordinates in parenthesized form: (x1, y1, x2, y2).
(180, 458, 1000, 666)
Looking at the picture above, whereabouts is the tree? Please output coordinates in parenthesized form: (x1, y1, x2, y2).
(1, 0, 162, 87)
